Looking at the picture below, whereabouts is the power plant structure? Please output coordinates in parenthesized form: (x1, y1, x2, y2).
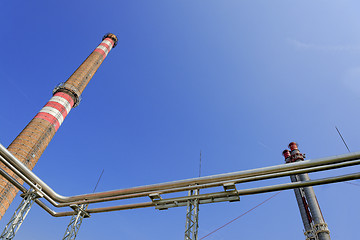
(1, 33, 360, 239)
(283, 142, 331, 240)
(0, 33, 118, 220)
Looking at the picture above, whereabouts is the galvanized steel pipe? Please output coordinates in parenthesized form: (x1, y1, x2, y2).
(1, 143, 360, 206)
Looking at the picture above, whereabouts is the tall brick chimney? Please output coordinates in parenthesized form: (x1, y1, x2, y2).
(0, 33, 118, 219)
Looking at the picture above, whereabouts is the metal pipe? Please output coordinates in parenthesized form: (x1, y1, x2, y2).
(86, 202, 154, 214)
(81, 171, 360, 214)
(153, 171, 360, 205)
(0, 167, 27, 194)
(238, 171, 360, 196)
(0, 154, 58, 207)
(34, 200, 74, 217)
(290, 175, 313, 234)
(1, 143, 360, 205)
(0, 165, 75, 217)
(54, 158, 360, 207)
(289, 143, 331, 240)
(36, 170, 360, 215)
(2, 141, 360, 215)
(298, 173, 331, 240)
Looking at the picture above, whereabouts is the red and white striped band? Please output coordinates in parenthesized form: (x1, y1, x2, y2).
(94, 38, 114, 60)
(34, 92, 74, 131)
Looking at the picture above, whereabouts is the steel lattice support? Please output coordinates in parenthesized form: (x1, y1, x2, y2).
(184, 189, 200, 240)
(62, 204, 90, 240)
(0, 189, 38, 240)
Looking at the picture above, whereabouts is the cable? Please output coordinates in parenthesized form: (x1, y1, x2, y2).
(344, 181, 360, 187)
(92, 169, 104, 193)
(199, 191, 281, 239)
(335, 126, 350, 153)
(334, 126, 360, 187)
(199, 150, 202, 178)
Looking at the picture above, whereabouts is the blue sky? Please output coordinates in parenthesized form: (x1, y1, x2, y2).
(1, 1, 360, 239)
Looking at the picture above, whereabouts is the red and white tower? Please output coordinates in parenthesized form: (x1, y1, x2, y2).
(0, 33, 118, 219)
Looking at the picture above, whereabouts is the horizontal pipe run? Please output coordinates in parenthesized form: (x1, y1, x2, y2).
(1, 143, 360, 205)
(47, 171, 360, 215)
(49, 171, 360, 214)
(54, 158, 360, 207)
(237, 171, 360, 196)
(1, 155, 357, 209)
(80, 171, 360, 214)
(86, 202, 154, 214)
(147, 171, 360, 207)
(34, 200, 74, 217)
(2, 141, 360, 215)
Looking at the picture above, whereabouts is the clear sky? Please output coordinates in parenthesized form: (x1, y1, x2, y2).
(1, 1, 360, 239)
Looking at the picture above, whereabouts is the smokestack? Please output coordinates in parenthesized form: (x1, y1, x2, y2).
(282, 149, 291, 163)
(284, 142, 331, 240)
(0, 33, 118, 219)
(283, 149, 315, 240)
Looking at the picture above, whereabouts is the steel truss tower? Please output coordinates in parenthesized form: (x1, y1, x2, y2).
(62, 169, 102, 240)
(283, 142, 331, 240)
(62, 204, 90, 240)
(184, 189, 200, 240)
(0, 189, 38, 240)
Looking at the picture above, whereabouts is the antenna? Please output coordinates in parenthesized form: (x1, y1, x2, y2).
(199, 150, 202, 178)
(335, 126, 350, 152)
(93, 169, 105, 193)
